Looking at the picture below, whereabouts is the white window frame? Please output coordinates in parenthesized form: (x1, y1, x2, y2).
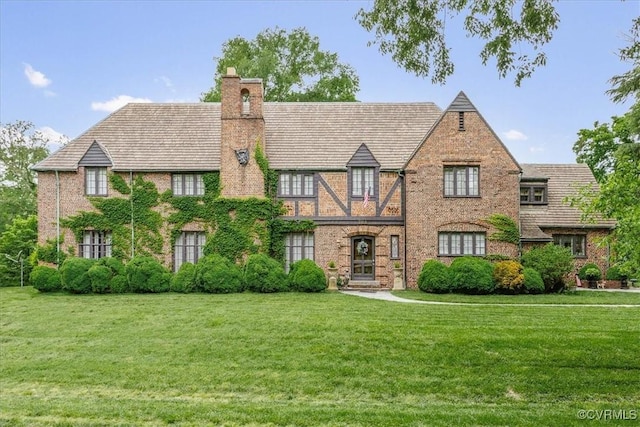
(352, 167, 375, 197)
(85, 167, 108, 196)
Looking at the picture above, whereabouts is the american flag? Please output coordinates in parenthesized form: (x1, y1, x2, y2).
(363, 187, 370, 207)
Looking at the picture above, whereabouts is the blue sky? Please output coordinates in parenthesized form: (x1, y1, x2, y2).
(1, 0, 638, 164)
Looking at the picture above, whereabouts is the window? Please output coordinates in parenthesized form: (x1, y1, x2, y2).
(172, 174, 204, 196)
(242, 89, 250, 115)
(554, 234, 586, 257)
(85, 167, 107, 196)
(390, 235, 400, 259)
(279, 173, 314, 197)
(352, 167, 375, 197)
(80, 231, 112, 259)
(284, 232, 314, 271)
(174, 231, 206, 271)
(438, 232, 485, 256)
(444, 166, 479, 196)
(458, 111, 465, 131)
(520, 185, 547, 204)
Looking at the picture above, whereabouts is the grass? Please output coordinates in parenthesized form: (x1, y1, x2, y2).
(392, 289, 640, 305)
(1, 287, 639, 426)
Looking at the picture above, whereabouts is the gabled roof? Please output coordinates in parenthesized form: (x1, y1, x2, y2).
(33, 102, 442, 172)
(520, 164, 616, 240)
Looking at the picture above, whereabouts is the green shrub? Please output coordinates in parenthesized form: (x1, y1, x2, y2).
(417, 260, 451, 293)
(449, 257, 495, 294)
(97, 257, 125, 277)
(110, 275, 129, 293)
(605, 265, 626, 280)
(583, 267, 601, 281)
(523, 267, 545, 294)
(171, 262, 198, 293)
(521, 244, 574, 293)
(289, 259, 326, 292)
(60, 257, 96, 294)
(196, 255, 243, 294)
(125, 256, 171, 293)
(578, 263, 601, 280)
(30, 265, 62, 292)
(244, 253, 289, 293)
(88, 264, 112, 293)
(493, 260, 525, 294)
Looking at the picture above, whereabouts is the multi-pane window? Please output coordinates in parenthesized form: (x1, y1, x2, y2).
(444, 166, 479, 197)
(80, 230, 112, 259)
(554, 234, 586, 257)
(390, 235, 400, 259)
(438, 232, 486, 256)
(279, 173, 314, 196)
(172, 174, 204, 196)
(352, 167, 375, 197)
(520, 185, 547, 204)
(85, 167, 107, 196)
(284, 232, 314, 271)
(174, 231, 206, 271)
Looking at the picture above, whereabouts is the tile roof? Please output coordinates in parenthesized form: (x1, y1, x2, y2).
(520, 164, 616, 240)
(33, 102, 442, 172)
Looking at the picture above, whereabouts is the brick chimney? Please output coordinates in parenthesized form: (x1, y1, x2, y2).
(220, 67, 266, 198)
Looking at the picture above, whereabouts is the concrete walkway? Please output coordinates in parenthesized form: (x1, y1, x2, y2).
(339, 289, 640, 308)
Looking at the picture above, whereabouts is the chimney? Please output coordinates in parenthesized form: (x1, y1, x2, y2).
(220, 69, 266, 198)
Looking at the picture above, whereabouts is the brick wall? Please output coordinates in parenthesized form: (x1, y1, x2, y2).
(404, 110, 521, 288)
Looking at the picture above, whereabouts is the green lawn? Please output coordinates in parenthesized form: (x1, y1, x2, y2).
(1, 287, 639, 426)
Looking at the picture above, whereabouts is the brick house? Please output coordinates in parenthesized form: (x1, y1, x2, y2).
(32, 69, 615, 288)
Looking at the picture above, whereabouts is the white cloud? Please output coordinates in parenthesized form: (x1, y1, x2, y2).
(24, 63, 52, 88)
(502, 129, 528, 141)
(37, 126, 70, 151)
(155, 76, 175, 91)
(91, 95, 152, 112)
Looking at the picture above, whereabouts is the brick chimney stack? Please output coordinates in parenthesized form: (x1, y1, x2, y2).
(220, 67, 266, 198)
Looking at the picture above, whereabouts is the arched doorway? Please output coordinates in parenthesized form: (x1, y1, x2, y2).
(351, 236, 375, 280)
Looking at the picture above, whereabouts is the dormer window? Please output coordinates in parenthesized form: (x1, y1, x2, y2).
(520, 184, 547, 204)
(352, 167, 375, 198)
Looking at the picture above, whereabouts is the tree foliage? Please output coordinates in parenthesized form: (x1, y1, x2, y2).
(0, 215, 38, 286)
(201, 27, 359, 102)
(356, 0, 559, 86)
(0, 121, 51, 233)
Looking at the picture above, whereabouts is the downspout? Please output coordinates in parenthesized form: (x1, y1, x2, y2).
(518, 170, 523, 259)
(400, 170, 406, 288)
(55, 170, 60, 267)
(130, 171, 135, 259)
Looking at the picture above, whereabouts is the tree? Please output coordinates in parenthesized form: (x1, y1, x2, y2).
(0, 215, 37, 286)
(201, 27, 359, 102)
(356, 0, 559, 86)
(0, 121, 51, 233)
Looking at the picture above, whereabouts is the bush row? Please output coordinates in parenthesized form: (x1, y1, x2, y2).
(31, 254, 328, 295)
(418, 243, 573, 294)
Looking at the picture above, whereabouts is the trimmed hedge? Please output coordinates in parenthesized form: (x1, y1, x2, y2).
(60, 257, 96, 294)
(521, 244, 574, 292)
(171, 262, 198, 293)
(605, 265, 625, 280)
(493, 260, 525, 294)
(30, 265, 62, 292)
(523, 267, 545, 294)
(449, 257, 495, 294)
(88, 264, 112, 293)
(289, 259, 326, 292)
(125, 256, 171, 293)
(417, 260, 450, 293)
(578, 263, 601, 280)
(244, 253, 289, 293)
(196, 254, 243, 294)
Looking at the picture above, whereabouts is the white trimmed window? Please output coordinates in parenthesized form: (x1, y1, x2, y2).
(352, 167, 375, 197)
(85, 167, 108, 196)
(80, 231, 112, 259)
(444, 166, 479, 197)
(174, 231, 206, 271)
(172, 174, 204, 196)
(553, 234, 586, 258)
(284, 232, 314, 272)
(279, 173, 314, 196)
(438, 232, 486, 256)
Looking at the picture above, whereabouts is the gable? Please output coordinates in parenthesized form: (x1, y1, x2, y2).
(347, 144, 380, 168)
(78, 140, 112, 167)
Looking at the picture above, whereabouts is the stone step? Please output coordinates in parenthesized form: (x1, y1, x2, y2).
(346, 280, 381, 289)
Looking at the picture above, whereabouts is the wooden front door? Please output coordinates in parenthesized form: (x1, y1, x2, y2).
(351, 236, 375, 280)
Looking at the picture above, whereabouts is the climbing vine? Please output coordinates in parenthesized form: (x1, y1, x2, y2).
(485, 213, 520, 245)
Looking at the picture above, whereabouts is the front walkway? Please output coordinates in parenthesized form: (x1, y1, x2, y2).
(339, 289, 640, 308)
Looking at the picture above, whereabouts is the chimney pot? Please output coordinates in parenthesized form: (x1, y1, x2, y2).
(226, 67, 237, 76)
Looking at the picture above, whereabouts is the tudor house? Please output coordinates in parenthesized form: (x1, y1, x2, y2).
(32, 69, 615, 288)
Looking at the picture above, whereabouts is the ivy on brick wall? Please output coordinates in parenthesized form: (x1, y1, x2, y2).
(61, 174, 164, 260)
(485, 213, 520, 245)
(57, 142, 315, 266)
